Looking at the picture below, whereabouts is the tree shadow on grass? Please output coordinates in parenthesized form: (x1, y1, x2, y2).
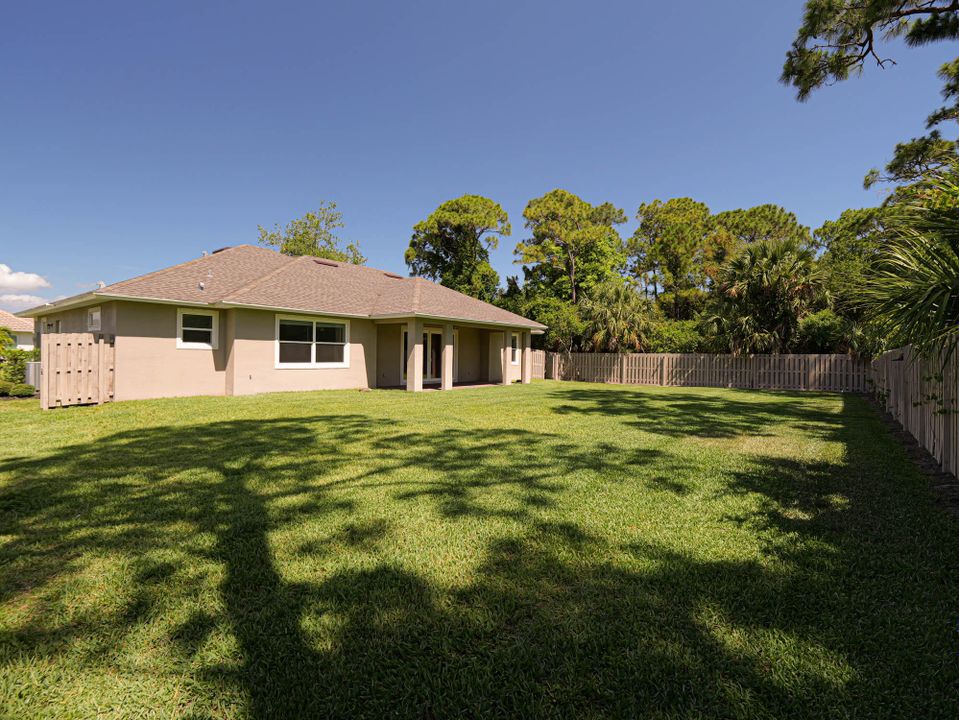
(549, 384, 846, 440)
(0, 393, 957, 718)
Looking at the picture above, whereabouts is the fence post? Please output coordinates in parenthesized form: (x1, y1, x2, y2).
(97, 335, 106, 405)
(659, 355, 666, 386)
(40, 332, 49, 410)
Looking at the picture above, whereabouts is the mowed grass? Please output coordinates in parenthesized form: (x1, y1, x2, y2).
(0, 382, 957, 719)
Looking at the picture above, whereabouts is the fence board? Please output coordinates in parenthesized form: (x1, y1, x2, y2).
(870, 345, 959, 479)
(545, 352, 869, 393)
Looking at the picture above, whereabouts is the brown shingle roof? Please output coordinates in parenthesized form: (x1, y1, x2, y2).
(0, 309, 34, 333)
(59, 245, 544, 329)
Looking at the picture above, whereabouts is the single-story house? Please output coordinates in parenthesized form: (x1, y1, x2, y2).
(17, 245, 545, 401)
(0, 309, 35, 350)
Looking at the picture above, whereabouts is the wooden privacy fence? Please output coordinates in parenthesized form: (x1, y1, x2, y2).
(871, 346, 959, 477)
(531, 349, 546, 380)
(545, 352, 868, 392)
(40, 333, 115, 409)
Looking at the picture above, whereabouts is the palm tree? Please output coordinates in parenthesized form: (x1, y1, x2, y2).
(861, 174, 959, 363)
(579, 281, 652, 352)
(704, 237, 821, 354)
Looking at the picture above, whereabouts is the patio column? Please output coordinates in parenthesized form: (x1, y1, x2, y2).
(521, 331, 532, 384)
(501, 330, 511, 386)
(441, 323, 454, 390)
(406, 318, 423, 392)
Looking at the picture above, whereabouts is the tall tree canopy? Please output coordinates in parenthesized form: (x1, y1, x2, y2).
(782, 0, 959, 187)
(815, 207, 891, 317)
(713, 204, 811, 246)
(629, 198, 711, 317)
(704, 237, 822, 354)
(405, 195, 510, 303)
(709, 204, 812, 281)
(258, 201, 366, 264)
(515, 189, 626, 304)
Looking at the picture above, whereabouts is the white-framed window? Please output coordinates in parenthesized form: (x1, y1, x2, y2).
(177, 308, 218, 349)
(87, 306, 101, 332)
(275, 314, 349, 369)
(510, 332, 519, 365)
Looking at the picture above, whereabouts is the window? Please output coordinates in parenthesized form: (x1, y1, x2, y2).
(87, 306, 101, 332)
(276, 315, 349, 368)
(511, 332, 519, 365)
(177, 308, 218, 349)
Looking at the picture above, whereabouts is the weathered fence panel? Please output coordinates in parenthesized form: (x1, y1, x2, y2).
(40, 333, 115, 409)
(545, 352, 868, 393)
(531, 350, 546, 380)
(871, 346, 958, 477)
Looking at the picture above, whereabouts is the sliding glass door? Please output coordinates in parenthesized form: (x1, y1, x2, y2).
(402, 330, 447, 383)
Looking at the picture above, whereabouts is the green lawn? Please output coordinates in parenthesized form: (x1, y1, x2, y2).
(0, 382, 956, 719)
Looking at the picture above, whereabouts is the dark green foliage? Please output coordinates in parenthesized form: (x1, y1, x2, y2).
(861, 173, 959, 362)
(703, 238, 822, 354)
(713, 204, 811, 247)
(578, 281, 652, 352)
(405, 195, 510, 303)
(783, 1, 959, 187)
(815, 207, 890, 317)
(516, 189, 627, 304)
(0, 380, 11, 396)
(655, 288, 708, 322)
(630, 198, 711, 315)
(9, 383, 35, 398)
(258, 200, 366, 264)
(497, 278, 584, 353)
(864, 132, 958, 189)
(0, 348, 38, 384)
(795, 309, 849, 353)
(646, 320, 703, 353)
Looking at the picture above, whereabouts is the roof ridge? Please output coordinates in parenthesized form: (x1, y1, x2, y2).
(411, 276, 423, 313)
(220, 253, 303, 301)
(102, 244, 266, 294)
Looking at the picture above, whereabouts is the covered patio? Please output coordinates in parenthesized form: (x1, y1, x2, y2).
(374, 318, 536, 391)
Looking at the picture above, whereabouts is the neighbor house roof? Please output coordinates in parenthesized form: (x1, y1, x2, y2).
(18, 245, 546, 330)
(0, 309, 34, 333)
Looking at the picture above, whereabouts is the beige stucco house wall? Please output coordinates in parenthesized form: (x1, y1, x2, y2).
(35, 300, 533, 401)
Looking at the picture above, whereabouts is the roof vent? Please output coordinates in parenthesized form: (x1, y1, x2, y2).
(313, 258, 339, 267)
(212, 246, 232, 254)
(384, 272, 403, 279)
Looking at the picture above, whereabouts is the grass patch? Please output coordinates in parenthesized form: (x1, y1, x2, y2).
(0, 382, 956, 718)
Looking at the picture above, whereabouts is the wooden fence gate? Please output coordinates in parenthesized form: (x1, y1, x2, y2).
(40, 333, 116, 409)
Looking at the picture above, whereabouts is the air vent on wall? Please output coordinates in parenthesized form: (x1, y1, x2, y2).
(313, 258, 339, 267)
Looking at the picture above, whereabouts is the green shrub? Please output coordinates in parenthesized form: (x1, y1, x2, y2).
(796, 309, 848, 353)
(9, 383, 35, 398)
(645, 320, 704, 353)
(0, 347, 39, 384)
(0, 380, 11, 396)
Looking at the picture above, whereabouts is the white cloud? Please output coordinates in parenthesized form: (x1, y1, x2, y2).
(0, 264, 50, 292)
(0, 293, 49, 311)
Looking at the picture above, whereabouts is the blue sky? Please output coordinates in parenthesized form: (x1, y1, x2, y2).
(0, 0, 954, 311)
